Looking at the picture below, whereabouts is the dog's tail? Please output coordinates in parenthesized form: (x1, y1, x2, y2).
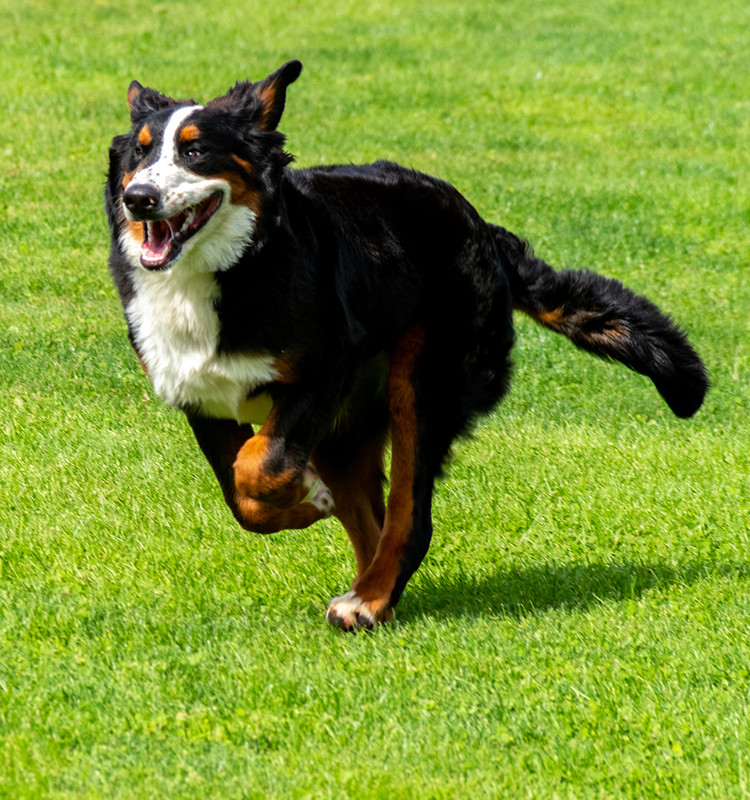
(492, 224, 708, 418)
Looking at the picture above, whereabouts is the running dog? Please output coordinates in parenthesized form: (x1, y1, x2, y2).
(105, 61, 708, 629)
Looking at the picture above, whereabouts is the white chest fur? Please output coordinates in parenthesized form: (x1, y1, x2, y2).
(126, 267, 277, 424)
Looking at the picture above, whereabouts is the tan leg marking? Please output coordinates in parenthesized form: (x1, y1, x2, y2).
(233, 493, 330, 534)
(327, 326, 425, 630)
(317, 432, 387, 577)
(234, 433, 333, 513)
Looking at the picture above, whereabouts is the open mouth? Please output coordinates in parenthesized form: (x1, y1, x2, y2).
(139, 193, 223, 270)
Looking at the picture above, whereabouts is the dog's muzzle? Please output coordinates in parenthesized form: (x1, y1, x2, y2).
(122, 184, 224, 271)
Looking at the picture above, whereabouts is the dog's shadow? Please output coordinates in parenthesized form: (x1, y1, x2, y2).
(402, 560, 747, 622)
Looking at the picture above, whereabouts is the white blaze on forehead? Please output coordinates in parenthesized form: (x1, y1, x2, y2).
(163, 104, 204, 151)
(129, 105, 204, 195)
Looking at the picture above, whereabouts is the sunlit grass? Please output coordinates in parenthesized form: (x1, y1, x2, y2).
(0, 0, 748, 797)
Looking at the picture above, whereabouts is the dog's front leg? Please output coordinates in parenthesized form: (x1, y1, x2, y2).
(232, 391, 334, 515)
(187, 408, 333, 534)
(234, 433, 333, 514)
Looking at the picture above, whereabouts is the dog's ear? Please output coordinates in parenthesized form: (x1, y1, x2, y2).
(251, 60, 303, 131)
(208, 61, 302, 133)
(127, 80, 180, 124)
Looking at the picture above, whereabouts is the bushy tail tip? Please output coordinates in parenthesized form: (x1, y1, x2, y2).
(493, 225, 709, 417)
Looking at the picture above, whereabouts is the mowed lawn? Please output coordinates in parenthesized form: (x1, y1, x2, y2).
(1, 0, 748, 797)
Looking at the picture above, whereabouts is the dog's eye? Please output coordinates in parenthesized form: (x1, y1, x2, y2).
(133, 144, 144, 159)
(185, 147, 202, 159)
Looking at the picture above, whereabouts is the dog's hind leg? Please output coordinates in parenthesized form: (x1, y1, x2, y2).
(314, 424, 388, 577)
(326, 326, 448, 630)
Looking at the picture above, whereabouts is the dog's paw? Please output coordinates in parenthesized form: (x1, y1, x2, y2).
(302, 463, 334, 515)
(326, 591, 393, 631)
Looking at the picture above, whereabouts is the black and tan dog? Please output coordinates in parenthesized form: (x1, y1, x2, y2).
(106, 61, 708, 629)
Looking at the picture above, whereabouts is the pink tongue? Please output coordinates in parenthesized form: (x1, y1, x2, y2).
(141, 221, 172, 268)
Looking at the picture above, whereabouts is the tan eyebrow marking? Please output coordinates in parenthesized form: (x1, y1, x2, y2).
(232, 154, 253, 175)
(179, 124, 200, 142)
(138, 126, 152, 146)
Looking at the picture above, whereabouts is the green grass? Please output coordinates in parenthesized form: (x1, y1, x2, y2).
(1, 0, 749, 796)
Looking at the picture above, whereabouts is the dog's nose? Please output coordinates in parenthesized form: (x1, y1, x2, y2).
(123, 184, 161, 218)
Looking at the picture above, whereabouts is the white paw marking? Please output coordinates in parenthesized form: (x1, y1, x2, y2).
(326, 591, 393, 630)
(302, 463, 334, 515)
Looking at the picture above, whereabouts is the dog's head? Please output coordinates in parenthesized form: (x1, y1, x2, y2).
(107, 60, 302, 273)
